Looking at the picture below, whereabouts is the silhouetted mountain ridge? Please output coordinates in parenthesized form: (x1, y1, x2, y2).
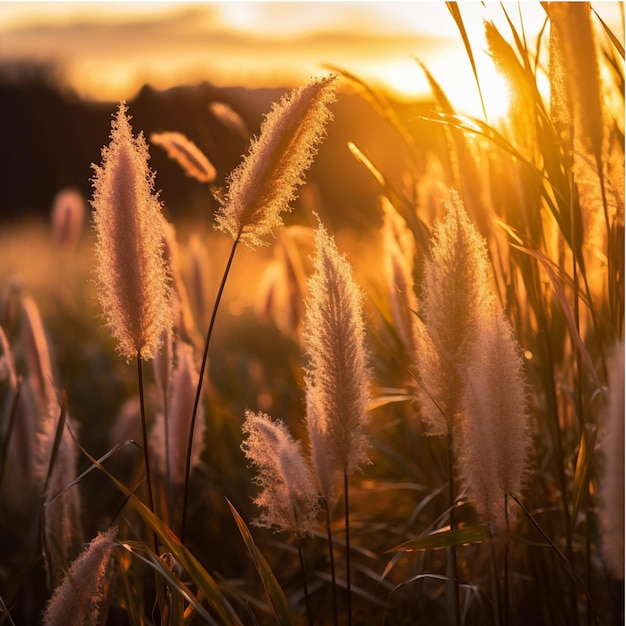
(0, 67, 446, 231)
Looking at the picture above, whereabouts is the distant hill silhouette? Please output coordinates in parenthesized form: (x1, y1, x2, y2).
(0, 63, 447, 231)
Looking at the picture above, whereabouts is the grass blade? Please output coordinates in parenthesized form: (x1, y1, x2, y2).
(226, 498, 295, 626)
(71, 434, 242, 626)
(388, 525, 489, 552)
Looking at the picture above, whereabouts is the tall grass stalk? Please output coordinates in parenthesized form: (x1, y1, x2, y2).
(297, 538, 314, 626)
(181, 235, 239, 543)
(136, 354, 157, 552)
(304, 222, 370, 624)
(91, 102, 172, 552)
(240, 410, 319, 621)
(181, 75, 336, 543)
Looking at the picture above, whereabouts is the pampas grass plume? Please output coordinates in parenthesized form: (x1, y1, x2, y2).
(0, 324, 17, 392)
(547, 2, 604, 162)
(242, 410, 319, 536)
(150, 131, 216, 183)
(382, 197, 419, 360)
(304, 221, 369, 493)
(187, 233, 211, 328)
(151, 341, 205, 484)
(416, 192, 493, 435)
(42, 527, 118, 626)
(209, 101, 251, 141)
(44, 425, 84, 588)
(459, 312, 531, 531)
(91, 102, 172, 361)
(161, 219, 200, 346)
(216, 75, 336, 248)
(51, 188, 85, 252)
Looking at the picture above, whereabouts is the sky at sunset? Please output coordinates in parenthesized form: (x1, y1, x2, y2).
(0, 2, 623, 116)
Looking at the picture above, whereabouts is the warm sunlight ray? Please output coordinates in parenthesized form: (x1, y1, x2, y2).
(475, 58, 513, 124)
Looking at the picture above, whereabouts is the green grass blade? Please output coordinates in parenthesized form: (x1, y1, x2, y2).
(388, 525, 489, 552)
(510, 242, 602, 390)
(347, 141, 428, 249)
(226, 498, 294, 626)
(122, 541, 218, 626)
(73, 437, 242, 626)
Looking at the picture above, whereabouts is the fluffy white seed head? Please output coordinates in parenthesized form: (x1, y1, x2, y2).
(458, 312, 531, 532)
(304, 221, 370, 488)
(216, 75, 336, 248)
(242, 410, 319, 536)
(416, 192, 494, 435)
(42, 527, 118, 626)
(91, 102, 172, 361)
(151, 131, 216, 183)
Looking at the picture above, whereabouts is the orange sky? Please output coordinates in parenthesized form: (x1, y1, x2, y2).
(0, 2, 623, 116)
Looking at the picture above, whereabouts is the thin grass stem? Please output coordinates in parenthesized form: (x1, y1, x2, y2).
(137, 355, 158, 554)
(446, 433, 460, 626)
(325, 503, 339, 626)
(297, 538, 313, 626)
(511, 494, 599, 626)
(344, 470, 352, 626)
(504, 493, 510, 626)
(488, 530, 503, 626)
(181, 236, 240, 544)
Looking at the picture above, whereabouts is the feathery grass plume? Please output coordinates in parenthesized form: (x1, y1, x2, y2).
(382, 197, 419, 360)
(304, 388, 336, 505)
(19, 294, 61, 484)
(150, 131, 216, 184)
(91, 101, 172, 361)
(458, 311, 531, 531)
(42, 527, 118, 626)
(152, 327, 172, 411)
(215, 75, 336, 248)
(415, 191, 493, 435)
(187, 233, 210, 328)
(150, 341, 205, 485)
(51, 188, 85, 252)
(255, 227, 310, 338)
(44, 424, 84, 589)
(209, 101, 251, 141)
(599, 341, 624, 579)
(0, 324, 17, 393)
(241, 410, 319, 536)
(161, 218, 200, 347)
(547, 2, 612, 246)
(304, 220, 370, 493)
(547, 2, 604, 166)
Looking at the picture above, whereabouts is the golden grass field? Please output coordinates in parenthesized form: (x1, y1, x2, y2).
(0, 3, 623, 625)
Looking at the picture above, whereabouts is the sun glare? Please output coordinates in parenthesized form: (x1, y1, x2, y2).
(369, 59, 430, 101)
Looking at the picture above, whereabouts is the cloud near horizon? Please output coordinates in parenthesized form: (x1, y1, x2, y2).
(0, 3, 458, 101)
